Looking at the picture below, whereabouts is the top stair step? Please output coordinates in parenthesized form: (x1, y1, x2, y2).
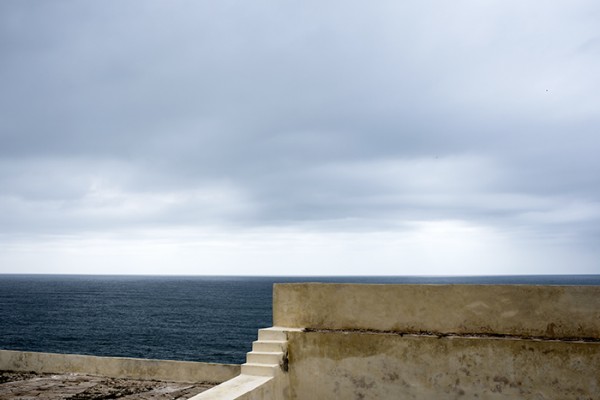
(258, 327, 288, 341)
(257, 326, 302, 341)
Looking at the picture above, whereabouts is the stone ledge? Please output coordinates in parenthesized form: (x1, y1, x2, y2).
(0, 350, 239, 384)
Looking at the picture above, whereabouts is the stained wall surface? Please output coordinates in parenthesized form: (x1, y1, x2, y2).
(274, 284, 600, 400)
(287, 331, 600, 399)
(274, 283, 600, 338)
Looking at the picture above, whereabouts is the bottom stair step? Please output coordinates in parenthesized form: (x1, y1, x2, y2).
(241, 362, 280, 377)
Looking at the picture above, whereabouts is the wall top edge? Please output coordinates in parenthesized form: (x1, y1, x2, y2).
(273, 283, 600, 339)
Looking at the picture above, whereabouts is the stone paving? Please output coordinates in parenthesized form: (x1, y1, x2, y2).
(0, 371, 214, 399)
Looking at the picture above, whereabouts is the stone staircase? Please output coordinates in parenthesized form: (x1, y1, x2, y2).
(241, 327, 288, 377)
(190, 326, 301, 399)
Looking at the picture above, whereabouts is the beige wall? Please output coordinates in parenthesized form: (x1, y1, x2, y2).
(0, 350, 239, 384)
(287, 331, 600, 399)
(274, 283, 600, 338)
(275, 283, 600, 400)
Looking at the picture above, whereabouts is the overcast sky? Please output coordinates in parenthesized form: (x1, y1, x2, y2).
(1, 0, 599, 275)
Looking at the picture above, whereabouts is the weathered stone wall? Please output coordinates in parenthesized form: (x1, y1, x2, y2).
(274, 284, 600, 338)
(275, 284, 600, 400)
(0, 350, 239, 384)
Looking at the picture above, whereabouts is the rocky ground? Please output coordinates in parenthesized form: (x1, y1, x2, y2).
(0, 370, 214, 399)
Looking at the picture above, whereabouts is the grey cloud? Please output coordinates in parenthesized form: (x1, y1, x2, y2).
(1, 0, 599, 254)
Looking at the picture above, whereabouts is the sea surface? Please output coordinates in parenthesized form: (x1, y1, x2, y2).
(1, 274, 599, 365)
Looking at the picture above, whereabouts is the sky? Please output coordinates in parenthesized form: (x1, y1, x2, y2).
(1, 0, 599, 275)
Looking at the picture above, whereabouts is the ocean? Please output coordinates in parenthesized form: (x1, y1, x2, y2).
(1, 274, 599, 365)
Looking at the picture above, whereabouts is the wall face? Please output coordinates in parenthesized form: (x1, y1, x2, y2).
(287, 331, 600, 400)
(274, 284, 600, 338)
(274, 284, 600, 400)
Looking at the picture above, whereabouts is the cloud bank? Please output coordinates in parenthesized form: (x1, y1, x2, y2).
(1, 1, 599, 274)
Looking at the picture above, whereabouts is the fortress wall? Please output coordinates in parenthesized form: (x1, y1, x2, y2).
(0, 350, 239, 384)
(286, 330, 600, 399)
(274, 284, 600, 400)
(274, 284, 600, 338)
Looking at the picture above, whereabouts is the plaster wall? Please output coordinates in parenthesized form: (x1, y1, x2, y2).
(274, 284, 600, 338)
(0, 350, 239, 384)
(287, 331, 600, 400)
(275, 284, 600, 400)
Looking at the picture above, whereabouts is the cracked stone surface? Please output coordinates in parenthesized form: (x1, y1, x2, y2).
(0, 371, 214, 399)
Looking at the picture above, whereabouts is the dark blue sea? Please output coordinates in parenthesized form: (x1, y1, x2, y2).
(1, 275, 599, 365)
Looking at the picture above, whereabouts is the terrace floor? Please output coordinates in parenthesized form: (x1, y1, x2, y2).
(0, 370, 214, 400)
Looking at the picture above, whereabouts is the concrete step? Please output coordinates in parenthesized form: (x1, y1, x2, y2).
(257, 327, 287, 341)
(252, 340, 287, 353)
(189, 374, 273, 400)
(246, 351, 283, 365)
(241, 362, 280, 377)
